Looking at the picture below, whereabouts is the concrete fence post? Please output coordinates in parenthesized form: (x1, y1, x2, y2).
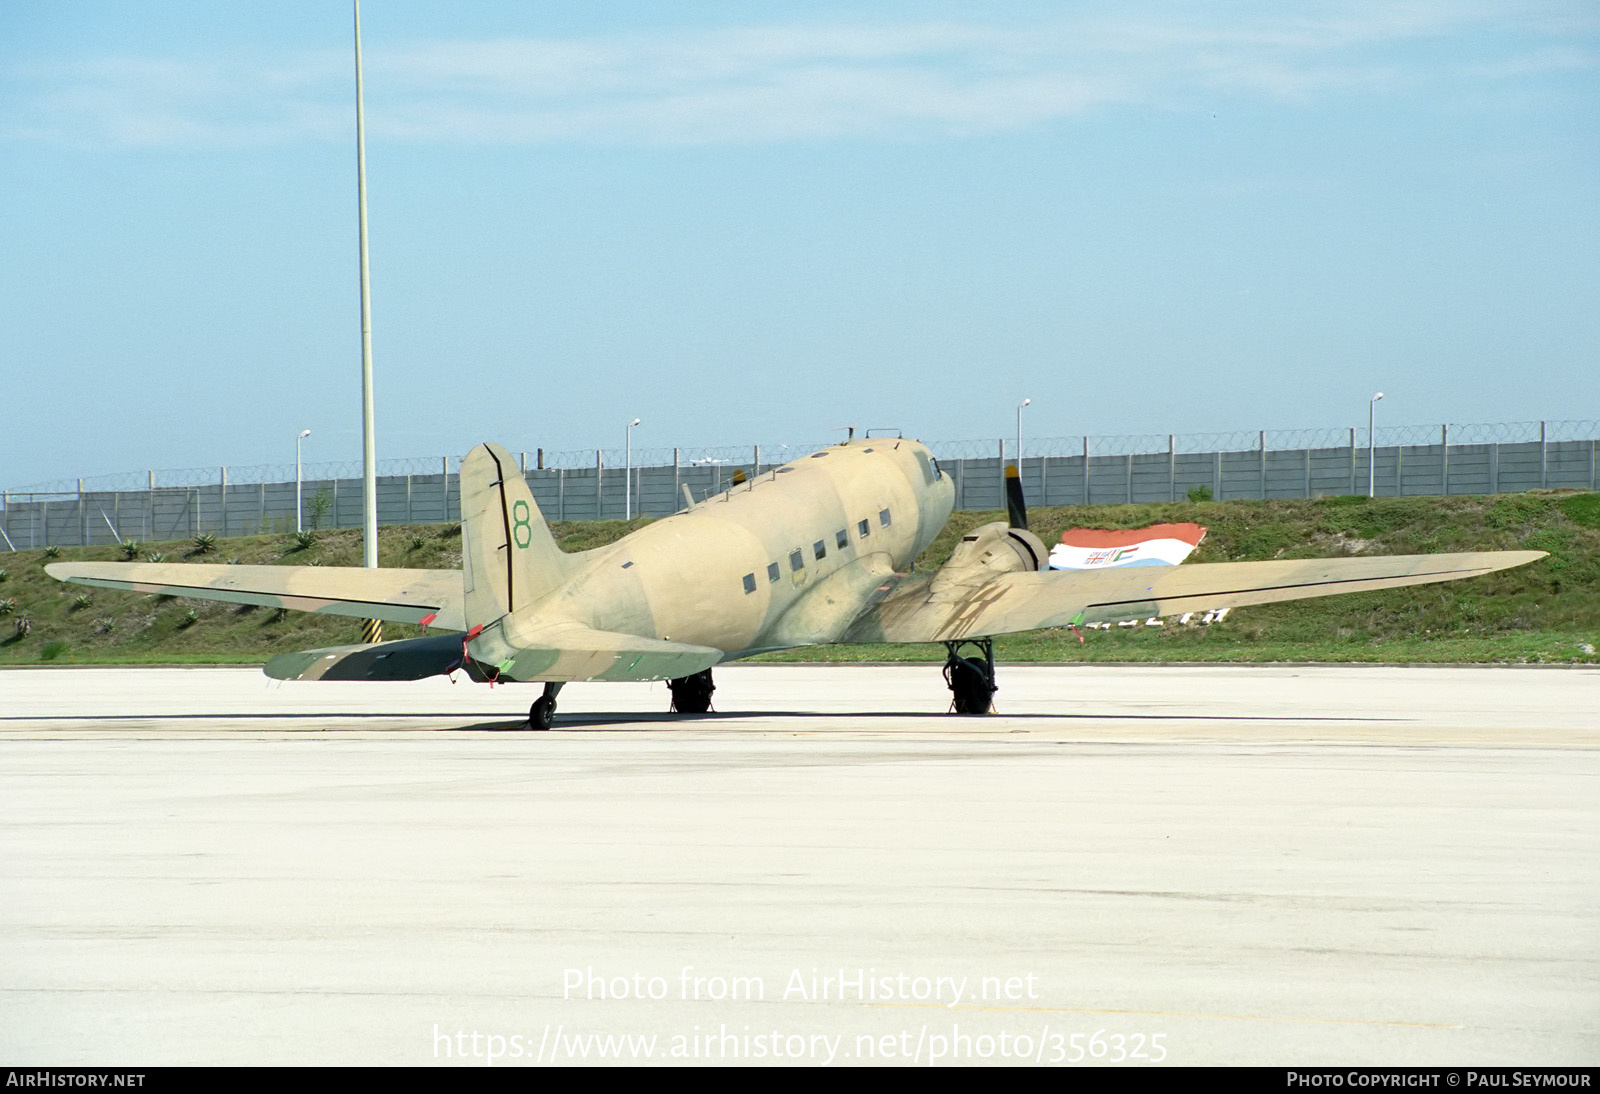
(1168, 434, 1176, 502)
(596, 449, 603, 519)
(754, 445, 761, 477)
(1304, 447, 1311, 498)
(1213, 450, 1222, 501)
(998, 440, 1006, 508)
(441, 457, 449, 522)
(148, 470, 155, 542)
(220, 466, 228, 536)
(1441, 425, 1449, 495)
(77, 477, 86, 547)
(1258, 430, 1266, 499)
(1082, 436, 1090, 504)
(1124, 453, 1133, 504)
(672, 449, 680, 513)
(1540, 420, 1548, 488)
(558, 468, 566, 520)
(1349, 428, 1357, 494)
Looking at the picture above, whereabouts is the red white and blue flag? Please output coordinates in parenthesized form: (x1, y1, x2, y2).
(1048, 523, 1207, 570)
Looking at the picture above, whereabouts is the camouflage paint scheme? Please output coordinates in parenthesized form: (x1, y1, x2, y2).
(48, 439, 1544, 685)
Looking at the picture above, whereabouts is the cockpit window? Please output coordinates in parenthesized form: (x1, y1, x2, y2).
(913, 449, 936, 485)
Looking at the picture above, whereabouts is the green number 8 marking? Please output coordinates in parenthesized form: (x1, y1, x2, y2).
(511, 499, 533, 549)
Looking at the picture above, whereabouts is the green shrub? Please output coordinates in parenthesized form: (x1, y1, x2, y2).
(1, 569, 11, 583)
(43, 545, 61, 558)
(71, 594, 92, 611)
(40, 640, 67, 661)
(181, 609, 199, 627)
(1186, 485, 1212, 502)
(0, 597, 15, 616)
(147, 552, 167, 563)
(193, 533, 217, 554)
(308, 487, 333, 531)
(294, 530, 317, 550)
(121, 540, 142, 560)
(13, 617, 31, 638)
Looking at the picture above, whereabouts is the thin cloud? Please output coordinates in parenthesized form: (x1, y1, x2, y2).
(2, 7, 1593, 149)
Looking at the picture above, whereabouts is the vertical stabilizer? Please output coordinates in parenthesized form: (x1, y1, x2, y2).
(459, 442, 569, 627)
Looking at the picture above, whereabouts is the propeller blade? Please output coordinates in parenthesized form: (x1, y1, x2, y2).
(1005, 463, 1029, 530)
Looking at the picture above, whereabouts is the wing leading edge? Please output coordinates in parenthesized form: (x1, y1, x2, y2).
(842, 550, 1547, 643)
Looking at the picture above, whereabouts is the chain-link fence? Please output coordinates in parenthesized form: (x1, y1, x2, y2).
(4, 419, 1596, 550)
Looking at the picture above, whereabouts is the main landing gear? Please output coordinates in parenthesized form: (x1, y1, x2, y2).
(668, 669, 715, 714)
(943, 638, 996, 715)
(529, 682, 564, 730)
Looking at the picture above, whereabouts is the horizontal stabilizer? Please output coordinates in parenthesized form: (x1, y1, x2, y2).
(266, 618, 723, 684)
(266, 633, 468, 681)
(469, 618, 725, 683)
(46, 561, 464, 629)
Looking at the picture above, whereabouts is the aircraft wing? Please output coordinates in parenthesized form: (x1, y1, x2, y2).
(265, 619, 723, 683)
(45, 561, 465, 630)
(841, 550, 1547, 644)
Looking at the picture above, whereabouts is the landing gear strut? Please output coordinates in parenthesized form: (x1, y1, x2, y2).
(529, 682, 563, 730)
(668, 669, 715, 714)
(943, 639, 996, 715)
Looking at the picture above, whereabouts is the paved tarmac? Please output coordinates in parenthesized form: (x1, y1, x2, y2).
(1, 663, 1597, 1066)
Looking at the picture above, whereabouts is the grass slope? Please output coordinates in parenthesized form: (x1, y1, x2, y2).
(1, 493, 1595, 667)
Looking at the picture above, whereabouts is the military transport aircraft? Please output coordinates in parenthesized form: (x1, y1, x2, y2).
(48, 438, 1543, 727)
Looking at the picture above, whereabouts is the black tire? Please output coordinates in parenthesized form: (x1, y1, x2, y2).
(529, 695, 555, 730)
(669, 669, 715, 714)
(947, 658, 993, 715)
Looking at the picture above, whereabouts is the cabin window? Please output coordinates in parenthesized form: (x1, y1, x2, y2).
(789, 549, 804, 572)
(813, 540, 826, 561)
(835, 529, 848, 550)
(742, 573, 756, 594)
(858, 519, 870, 538)
(879, 508, 892, 527)
(767, 562, 780, 583)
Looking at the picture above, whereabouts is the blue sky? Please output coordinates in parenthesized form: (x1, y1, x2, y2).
(3, 1, 1597, 488)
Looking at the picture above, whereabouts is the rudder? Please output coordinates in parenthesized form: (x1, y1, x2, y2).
(459, 442, 569, 627)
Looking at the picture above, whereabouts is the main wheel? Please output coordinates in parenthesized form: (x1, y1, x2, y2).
(947, 657, 994, 715)
(668, 669, 715, 714)
(529, 695, 556, 730)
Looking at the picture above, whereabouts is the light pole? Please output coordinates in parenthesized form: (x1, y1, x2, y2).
(295, 429, 312, 532)
(1368, 392, 1384, 498)
(625, 417, 641, 520)
(1016, 398, 1031, 469)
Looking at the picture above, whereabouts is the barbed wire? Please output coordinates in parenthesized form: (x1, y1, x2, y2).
(9, 420, 1596, 496)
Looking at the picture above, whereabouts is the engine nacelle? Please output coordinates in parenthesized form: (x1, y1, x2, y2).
(931, 521, 1048, 592)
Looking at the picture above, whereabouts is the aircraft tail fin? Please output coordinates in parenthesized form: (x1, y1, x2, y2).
(459, 442, 570, 628)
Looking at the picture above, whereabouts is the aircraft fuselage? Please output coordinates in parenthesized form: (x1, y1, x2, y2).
(525, 439, 955, 657)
